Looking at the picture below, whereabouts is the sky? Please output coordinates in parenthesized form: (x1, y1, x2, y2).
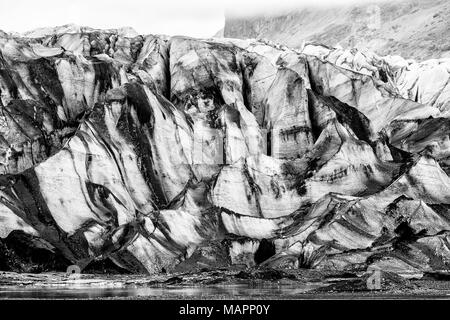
(0, 0, 395, 38)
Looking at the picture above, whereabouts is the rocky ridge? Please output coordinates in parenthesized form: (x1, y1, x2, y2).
(0, 28, 448, 276)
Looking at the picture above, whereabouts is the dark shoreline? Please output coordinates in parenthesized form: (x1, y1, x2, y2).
(0, 269, 449, 299)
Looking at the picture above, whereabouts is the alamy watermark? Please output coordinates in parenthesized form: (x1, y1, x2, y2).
(189, 126, 300, 165)
(366, 267, 382, 290)
(366, 5, 381, 30)
(66, 264, 82, 280)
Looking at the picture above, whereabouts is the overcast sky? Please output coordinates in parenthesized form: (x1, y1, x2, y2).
(0, 0, 395, 37)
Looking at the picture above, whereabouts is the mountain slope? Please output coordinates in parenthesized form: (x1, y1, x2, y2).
(223, 0, 450, 60)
